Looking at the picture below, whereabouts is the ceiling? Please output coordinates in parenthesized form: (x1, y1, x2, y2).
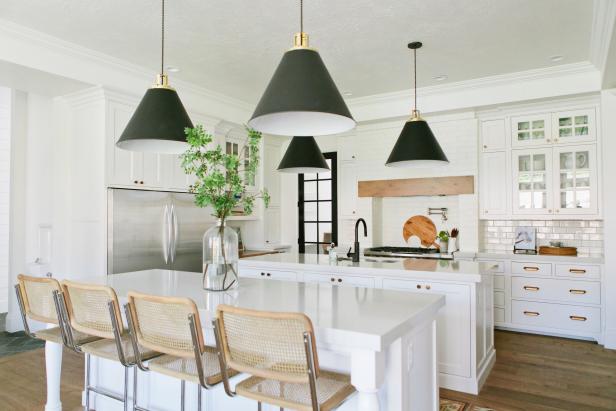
(0, 0, 594, 103)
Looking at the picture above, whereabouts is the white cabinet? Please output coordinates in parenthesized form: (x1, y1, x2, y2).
(552, 145, 598, 215)
(382, 278, 472, 378)
(481, 119, 506, 151)
(339, 134, 358, 162)
(264, 208, 281, 245)
(339, 163, 358, 217)
(304, 272, 375, 288)
(512, 148, 554, 215)
(479, 151, 508, 218)
(552, 109, 596, 144)
(511, 113, 551, 147)
(263, 142, 281, 207)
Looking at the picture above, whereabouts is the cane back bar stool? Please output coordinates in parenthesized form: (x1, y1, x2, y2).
(213, 305, 356, 411)
(60, 280, 159, 411)
(14, 274, 96, 346)
(125, 291, 237, 411)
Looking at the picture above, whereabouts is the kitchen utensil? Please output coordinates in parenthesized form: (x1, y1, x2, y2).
(403, 215, 439, 249)
(539, 246, 577, 256)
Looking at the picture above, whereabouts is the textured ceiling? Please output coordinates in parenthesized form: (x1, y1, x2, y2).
(0, 0, 593, 102)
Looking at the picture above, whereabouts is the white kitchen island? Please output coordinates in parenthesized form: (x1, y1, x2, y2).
(239, 253, 497, 395)
(45, 269, 445, 411)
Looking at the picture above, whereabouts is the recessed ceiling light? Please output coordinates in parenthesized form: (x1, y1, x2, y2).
(549, 55, 564, 62)
(343, 91, 353, 97)
(433, 75, 448, 82)
(166, 66, 181, 73)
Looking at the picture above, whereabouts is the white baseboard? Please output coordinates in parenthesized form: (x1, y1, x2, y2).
(603, 329, 616, 350)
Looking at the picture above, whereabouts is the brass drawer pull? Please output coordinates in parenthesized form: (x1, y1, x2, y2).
(569, 289, 587, 295)
(523, 286, 540, 291)
(523, 266, 540, 272)
(523, 311, 540, 317)
(569, 268, 587, 274)
(569, 315, 587, 322)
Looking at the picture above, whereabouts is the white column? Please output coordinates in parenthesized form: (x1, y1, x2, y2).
(44, 340, 63, 411)
(350, 349, 385, 411)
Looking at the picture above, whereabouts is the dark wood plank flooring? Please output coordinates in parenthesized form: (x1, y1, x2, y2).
(0, 330, 614, 410)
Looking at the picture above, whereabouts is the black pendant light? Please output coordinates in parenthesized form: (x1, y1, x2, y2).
(386, 42, 448, 167)
(116, 0, 193, 154)
(277, 136, 330, 173)
(248, 0, 355, 136)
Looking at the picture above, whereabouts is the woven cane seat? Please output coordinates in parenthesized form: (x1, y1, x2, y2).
(34, 326, 100, 345)
(147, 345, 237, 385)
(235, 370, 355, 411)
(80, 333, 158, 363)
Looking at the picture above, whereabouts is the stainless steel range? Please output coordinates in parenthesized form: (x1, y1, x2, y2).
(363, 246, 453, 260)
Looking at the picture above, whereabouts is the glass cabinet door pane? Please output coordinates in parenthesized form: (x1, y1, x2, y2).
(533, 172, 546, 190)
(576, 171, 590, 187)
(519, 192, 532, 209)
(519, 155, 531, 171)
(576, 151, 589, 169)
(518, 122, 530, 131)
(533, 154, 546, 171)
(560, 152, 573, 169)
(560, 191, 574, 208)
(576, 190, 590, 208)
(560, 172, 574, 189)
(533, 192, 547, 209)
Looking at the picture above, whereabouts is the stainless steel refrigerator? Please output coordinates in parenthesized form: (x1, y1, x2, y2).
(107, 188, 214, 274)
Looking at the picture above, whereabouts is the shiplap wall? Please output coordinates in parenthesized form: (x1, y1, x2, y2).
(0, 88, 11, 312)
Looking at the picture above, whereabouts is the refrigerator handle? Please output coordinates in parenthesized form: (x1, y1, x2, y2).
(162, 204, 170, 264)
(171, 203, 178, 263)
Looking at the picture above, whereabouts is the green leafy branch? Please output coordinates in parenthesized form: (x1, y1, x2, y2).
(180, 125, 270, 222)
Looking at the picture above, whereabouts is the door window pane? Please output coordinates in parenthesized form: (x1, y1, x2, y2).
(304, 223, 318, 242)
(318, 202, 332, 221)
(304, 202, 317, 221)
(318, 180, 332, 200)
(304, 181, 317, 200)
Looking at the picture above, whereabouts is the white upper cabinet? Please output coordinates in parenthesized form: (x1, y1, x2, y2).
(479, 151, 508, 218)
(339, 162, 358, 217)
(512, 148, 554, 215)
(553, 145, 598, 215)
(511, 113, 551, 147)
(552, 109, 596, 145)
(263, 142, 281, 207)
(481, 119, 506, 151)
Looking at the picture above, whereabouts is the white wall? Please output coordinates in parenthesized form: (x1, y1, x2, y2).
(0, 87, 11, 312)
(600, 89, 616, 349)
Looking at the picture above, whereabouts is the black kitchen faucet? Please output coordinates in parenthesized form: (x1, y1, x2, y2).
(347, 218, 367, 262)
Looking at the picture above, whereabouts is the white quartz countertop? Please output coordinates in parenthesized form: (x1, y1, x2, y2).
(107, 269, 444, 351)
(240, 252, 495, 283)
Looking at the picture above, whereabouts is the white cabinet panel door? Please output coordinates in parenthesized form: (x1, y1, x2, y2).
(480, 151, 508, 218)
(339, 163, 358, 217)
(552, 109, 596, 145)
(511, 114, 551, 147)
(264, 208, 281, 245)
(512, 148, 554, 215)
(382, 278, 472, 378)
(481, 119, 506, 151)
(552, 144, 598, 216)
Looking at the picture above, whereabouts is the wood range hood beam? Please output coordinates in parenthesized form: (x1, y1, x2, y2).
(358, 176, 475, 198)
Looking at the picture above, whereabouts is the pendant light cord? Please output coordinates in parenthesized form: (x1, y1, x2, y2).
(161, 0, 165, 75)
(300, 0, 304, 33)
(413, 48, 417, 112)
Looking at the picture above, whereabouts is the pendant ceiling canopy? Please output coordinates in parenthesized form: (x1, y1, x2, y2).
(277, 136, 330, 173)
(386, 42, 448, 167)
(116, 0, 193, 154)
(248, 1, 355, 137)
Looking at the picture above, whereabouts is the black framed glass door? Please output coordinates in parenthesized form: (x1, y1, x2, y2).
(298, 152, 338, 254)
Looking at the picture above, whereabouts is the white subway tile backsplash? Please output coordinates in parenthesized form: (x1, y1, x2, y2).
(480, 220, 603, 257)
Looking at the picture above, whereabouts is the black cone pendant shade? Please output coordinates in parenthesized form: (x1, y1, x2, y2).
(386, 42, 448, 167)
(277, 136, 330, 173)
(116, 0, 193, 154)
(248, 2, 355, 136)
(116, 76, 193, 154)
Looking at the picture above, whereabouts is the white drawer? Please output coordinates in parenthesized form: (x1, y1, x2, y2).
(511, 300, 600, 333)
(494, 307, 505, 323)
(494, 275, 505, 290)
(241, 268, 298, 281)
(494, 290, 505, 307)
(555, 264, 601, 280)
(512, 261, 552, 276)
(304, 272, 375, 288)
(511, 276, 600, 305)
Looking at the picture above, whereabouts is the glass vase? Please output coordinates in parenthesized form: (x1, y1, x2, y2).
(202, 219, 239, 291)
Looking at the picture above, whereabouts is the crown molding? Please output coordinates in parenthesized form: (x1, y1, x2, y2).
(590, 0, 616, 74)
(346, 62, 601, 122)
(0, 18, 252, 122)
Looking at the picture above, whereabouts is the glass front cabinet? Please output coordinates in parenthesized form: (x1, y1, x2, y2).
(511, 109, 595, 148)
(511, 145, 598, 216)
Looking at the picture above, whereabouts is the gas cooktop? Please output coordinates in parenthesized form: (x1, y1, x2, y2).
(363, 246, 453, 260)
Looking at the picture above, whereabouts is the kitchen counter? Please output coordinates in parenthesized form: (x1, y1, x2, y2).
(49, 269, 444, 411)
(475, 251, 604, 264)
(241, 251, 496, 282)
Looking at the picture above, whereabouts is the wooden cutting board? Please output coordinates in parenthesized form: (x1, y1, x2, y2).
(403, 215, 440, 249)
(539, 246, 577, 256)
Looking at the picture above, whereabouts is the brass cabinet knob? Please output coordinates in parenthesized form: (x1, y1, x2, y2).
(140, 181, 144, 184)
(416, 284, 421, 289)
(337, 278, 342, 283)
(331, 278, 335, 282)
(134, 180, 138, 184)
(426, 285, 431, 290)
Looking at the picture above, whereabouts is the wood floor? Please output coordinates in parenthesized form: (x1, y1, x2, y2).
(442, 330, 616, 411)
(0, 330, 614, 410)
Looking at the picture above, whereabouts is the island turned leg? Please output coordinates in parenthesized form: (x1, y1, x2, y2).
(351, 349, 385, 411)
(45, 340, 63, 411)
